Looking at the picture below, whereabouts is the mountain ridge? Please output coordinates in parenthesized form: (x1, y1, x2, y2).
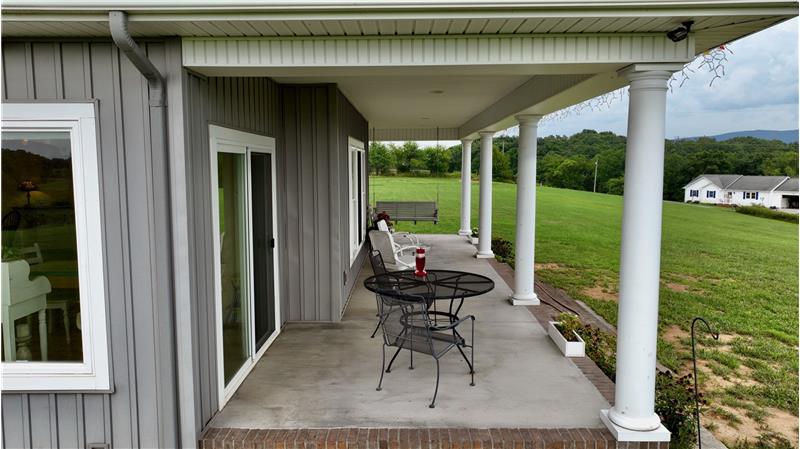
(681, 129, 798, 143)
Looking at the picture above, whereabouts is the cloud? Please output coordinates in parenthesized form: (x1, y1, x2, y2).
(538, 18, 799, 138)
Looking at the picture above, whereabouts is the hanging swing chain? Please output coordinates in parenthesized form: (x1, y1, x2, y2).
(691, 317, 719, 449)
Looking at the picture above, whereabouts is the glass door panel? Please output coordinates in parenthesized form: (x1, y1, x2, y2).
(250, 152, 276, 351)
(217, 151, 249, 386)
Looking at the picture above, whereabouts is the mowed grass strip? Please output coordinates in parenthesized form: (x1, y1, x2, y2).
(370, 176, 799, 436)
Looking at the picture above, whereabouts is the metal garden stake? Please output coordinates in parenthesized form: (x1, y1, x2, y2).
(691, 317, 719, 449)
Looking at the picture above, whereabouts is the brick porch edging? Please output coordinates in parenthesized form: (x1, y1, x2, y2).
(200, 427, 669, 449)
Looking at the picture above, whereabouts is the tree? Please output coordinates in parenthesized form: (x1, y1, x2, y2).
(424, 146, 451, 175)
(605, 176, 625, 195)
(493, 146, 513, 181)
(761, 151, 799, 177)
(368, 142, 395, 174)
(447, 145, 463, 173)
(394, 141, 420, 173)
(548, 156, 593, 190)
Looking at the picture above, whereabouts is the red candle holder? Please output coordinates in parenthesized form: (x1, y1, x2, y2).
(414, 247, 427, 277)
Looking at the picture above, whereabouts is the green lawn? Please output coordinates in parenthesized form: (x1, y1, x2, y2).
(370, 176, 799, 444)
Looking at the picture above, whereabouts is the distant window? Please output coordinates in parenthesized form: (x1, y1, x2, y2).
(706, 191, 716, 199)
(689, 189, 699, 198)
(743, 192, 759, 200)
(348, 137, 366, 263)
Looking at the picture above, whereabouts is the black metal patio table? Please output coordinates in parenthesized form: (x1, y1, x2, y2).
(364, 269, 494, 315)
(364, 269, 494, 374)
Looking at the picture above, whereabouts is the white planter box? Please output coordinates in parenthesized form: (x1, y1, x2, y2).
(547, 321, 585, 357)
(471, 237, 479, 245)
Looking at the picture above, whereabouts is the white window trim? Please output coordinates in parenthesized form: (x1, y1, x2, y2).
(1, 102, 111, 391)
(209, 125, 281, 408)
(348, 137, 366, 264)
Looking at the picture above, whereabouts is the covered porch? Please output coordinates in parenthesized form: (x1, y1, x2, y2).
(207, 234, 609, 430)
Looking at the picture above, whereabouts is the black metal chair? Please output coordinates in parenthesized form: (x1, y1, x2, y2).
(369, 250, 390, 338)
(375, 287, 475, 408)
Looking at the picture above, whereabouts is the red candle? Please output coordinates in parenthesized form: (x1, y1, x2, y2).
(414, 247, 427, 277)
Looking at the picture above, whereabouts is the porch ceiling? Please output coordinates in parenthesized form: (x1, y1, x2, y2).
(209, 234, 609, 429)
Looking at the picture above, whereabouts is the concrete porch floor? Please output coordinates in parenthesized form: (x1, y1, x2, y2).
(209, 234, 609, 429)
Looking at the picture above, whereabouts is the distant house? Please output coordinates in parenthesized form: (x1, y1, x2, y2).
(684, 174, 800, 209)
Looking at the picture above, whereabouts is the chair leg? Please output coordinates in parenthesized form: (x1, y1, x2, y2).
(370, 319, 381, 338)
(386, 346, 403, 373)
(377, 344, 386, 391)
(64, 309, 70, 344)
(470, 317, 476, 386)
(429, 359, 440, 409)
(409, 346, 414, 370)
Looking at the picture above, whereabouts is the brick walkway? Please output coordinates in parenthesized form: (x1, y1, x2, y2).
(199, 427, 637, 449)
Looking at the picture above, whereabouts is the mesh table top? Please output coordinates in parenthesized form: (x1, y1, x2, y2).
(363, 270, 495, 300)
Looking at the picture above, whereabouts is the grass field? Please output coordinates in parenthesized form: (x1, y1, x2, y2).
(370, 176, 799, 446)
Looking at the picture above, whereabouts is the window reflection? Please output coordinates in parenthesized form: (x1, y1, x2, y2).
(1, 131, 83, 362)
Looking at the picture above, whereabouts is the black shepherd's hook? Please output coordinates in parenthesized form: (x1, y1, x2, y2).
(691, 317, 719, 449)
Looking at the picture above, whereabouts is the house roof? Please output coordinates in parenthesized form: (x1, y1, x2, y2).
(683, 174, 742, 189)
(726, 175, 794, 191)
(775, 177, 799, 192)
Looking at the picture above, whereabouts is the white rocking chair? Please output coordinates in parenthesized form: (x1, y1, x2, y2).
(376, 219, 421, 247)
(369, 229, 416, 271)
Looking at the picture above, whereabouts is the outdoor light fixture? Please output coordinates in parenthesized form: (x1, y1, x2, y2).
(17, 180, 38, 206)
(666, 21, 694, 42)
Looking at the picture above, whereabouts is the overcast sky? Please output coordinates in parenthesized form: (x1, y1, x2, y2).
(415, 17, 798, 146)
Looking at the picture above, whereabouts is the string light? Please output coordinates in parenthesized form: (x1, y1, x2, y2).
(541, 44, 733, 124)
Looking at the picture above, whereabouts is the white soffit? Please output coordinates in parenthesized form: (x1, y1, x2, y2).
(181, 33, 696, 68)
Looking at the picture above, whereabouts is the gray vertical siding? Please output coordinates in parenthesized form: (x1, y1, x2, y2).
(183, 78, 368, 428)
(337, 92, 370, 316)
(1, 40, 369, 445)
(181, 72, 282, 430)
(1, 41, 179, 448)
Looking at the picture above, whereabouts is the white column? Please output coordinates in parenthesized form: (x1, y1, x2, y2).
(510, 115, 542, 305)
(601, 68, 673, 440)
(476, 131, 495, 258)
(458, 139, 474, 236)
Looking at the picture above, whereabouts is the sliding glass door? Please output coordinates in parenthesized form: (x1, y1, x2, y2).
(250, 152, 276, 352)
(210, 125, 280, 406)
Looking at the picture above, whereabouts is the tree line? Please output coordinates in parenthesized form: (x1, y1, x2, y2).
(369, 130, 799, 201)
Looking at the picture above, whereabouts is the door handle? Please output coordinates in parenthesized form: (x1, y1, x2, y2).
(269, 238, 275, 249)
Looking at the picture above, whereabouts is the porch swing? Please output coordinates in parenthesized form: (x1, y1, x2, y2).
(372, 127, 440, 224)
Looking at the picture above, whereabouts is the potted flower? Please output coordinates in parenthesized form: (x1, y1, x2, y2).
(470, 228, 479, 245)
(547, 312, 585, 357)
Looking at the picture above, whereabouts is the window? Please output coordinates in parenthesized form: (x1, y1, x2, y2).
(744, 192, 760, 200)
(706, 191, 716, 199)
(1, 103, 110, 391)
(689, 189, 699, 198)
(348, 137, 366, 263)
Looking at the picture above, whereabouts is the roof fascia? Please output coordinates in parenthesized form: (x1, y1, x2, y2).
(3, 1, 798, 19)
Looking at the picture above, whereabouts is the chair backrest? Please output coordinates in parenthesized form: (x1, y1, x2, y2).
(376, 220, 390, 232)
(369, 250, 388, 276)
(2, 260, 51, 307)
(375, 201, 438, 222)
(377, 289, 434, 352)
(20, 243, 43, 265)
(368, 230, 399, 265)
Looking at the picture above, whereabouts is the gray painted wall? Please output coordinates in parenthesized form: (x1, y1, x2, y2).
(1, 40, 180, 448)
(181, 76, 369, 429)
